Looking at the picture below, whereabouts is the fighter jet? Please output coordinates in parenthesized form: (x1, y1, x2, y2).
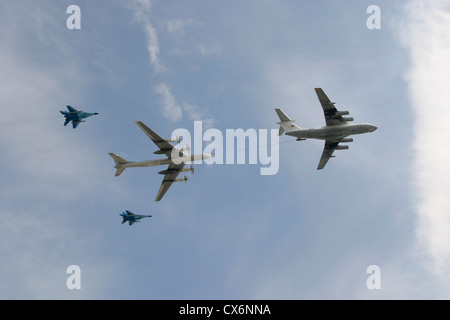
(120, 210, 152, 226)
(276, 88, 377, 170)
(60, 105, 98, 129)
(109, 121, 211, 201)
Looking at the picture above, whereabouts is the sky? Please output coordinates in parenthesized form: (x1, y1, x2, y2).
(0, 0, 449, 299)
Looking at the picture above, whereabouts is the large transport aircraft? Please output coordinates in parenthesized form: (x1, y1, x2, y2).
(276, 88, 377, 170)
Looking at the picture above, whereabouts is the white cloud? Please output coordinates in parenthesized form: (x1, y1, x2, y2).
(197, 43, 221, 56)
(167, 19, 185, 34)
(182, 102, 215, 129)
(167, 18, 202, 34)
(131, 0, 165, 73)
(154, 83, 183, 122)
(399, 0, 450, 280)
(154, 83, 214, 127)
(130, 2, 215, 125)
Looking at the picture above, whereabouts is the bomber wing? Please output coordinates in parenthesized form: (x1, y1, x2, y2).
(315, 88, 353, 126)
(135, 121, 188, 201)
(135, 121, 175, 157)
(155, 162, 186, 201)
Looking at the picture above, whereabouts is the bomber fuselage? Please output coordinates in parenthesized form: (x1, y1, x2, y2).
(115, 154, 210, 169)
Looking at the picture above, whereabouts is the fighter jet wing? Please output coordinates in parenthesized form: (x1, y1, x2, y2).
(125, 210, 138, 217)
(135, 121, 175, 156)
(155, 162, 185, 201)
(67, 105, 80, 113)
(317, 140, 339, 170)
(315, 88, 353, 126)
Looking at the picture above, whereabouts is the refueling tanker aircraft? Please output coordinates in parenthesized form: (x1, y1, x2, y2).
(276, 88, 377, 170)
(109, 121, 211, 201)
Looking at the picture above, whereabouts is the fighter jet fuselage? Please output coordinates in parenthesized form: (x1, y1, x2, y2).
(120, 210, 152, 226)
(60, 105, 98, 129)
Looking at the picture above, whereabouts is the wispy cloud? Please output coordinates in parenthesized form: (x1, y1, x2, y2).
(154, 83, 214, 127)
(154, 83, 183, 122)
(400, 0, 450, 279)
(182, 101, 215, 129)
(197, 43, 221, 56)
(131, 2, 214, 125)
(131, 0, 165, 73)
(167, 18, 203, 35)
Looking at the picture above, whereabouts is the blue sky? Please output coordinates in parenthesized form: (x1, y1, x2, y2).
(0, 0, 449, 299)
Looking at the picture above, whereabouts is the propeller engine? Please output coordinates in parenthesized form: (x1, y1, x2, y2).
(173, 175, 189, 184)
(180, 143, 190, 153)
(166, 136, 182, 143)
(181, 164, 194, 174)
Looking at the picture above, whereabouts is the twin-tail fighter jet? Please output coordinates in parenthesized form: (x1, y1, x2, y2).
(120, 210, 152, 226)
(109, 121, 211, 202)
(276, 88, 377, 170)
(60, 105, 98, 129)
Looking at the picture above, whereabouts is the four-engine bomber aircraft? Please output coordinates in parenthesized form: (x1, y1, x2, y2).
(109, 121, 211, 202)
(276, 88, 377, 170)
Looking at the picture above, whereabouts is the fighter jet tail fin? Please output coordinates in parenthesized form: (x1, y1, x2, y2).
(275, 108, 301, 136)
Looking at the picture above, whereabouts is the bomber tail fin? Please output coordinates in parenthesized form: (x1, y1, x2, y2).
(108, 153, 128, 176)
(275, 108, 301, 136)
(114, 167, 126, 177)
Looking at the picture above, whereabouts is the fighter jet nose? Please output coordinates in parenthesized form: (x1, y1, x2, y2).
(372, 125, 378, 132)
